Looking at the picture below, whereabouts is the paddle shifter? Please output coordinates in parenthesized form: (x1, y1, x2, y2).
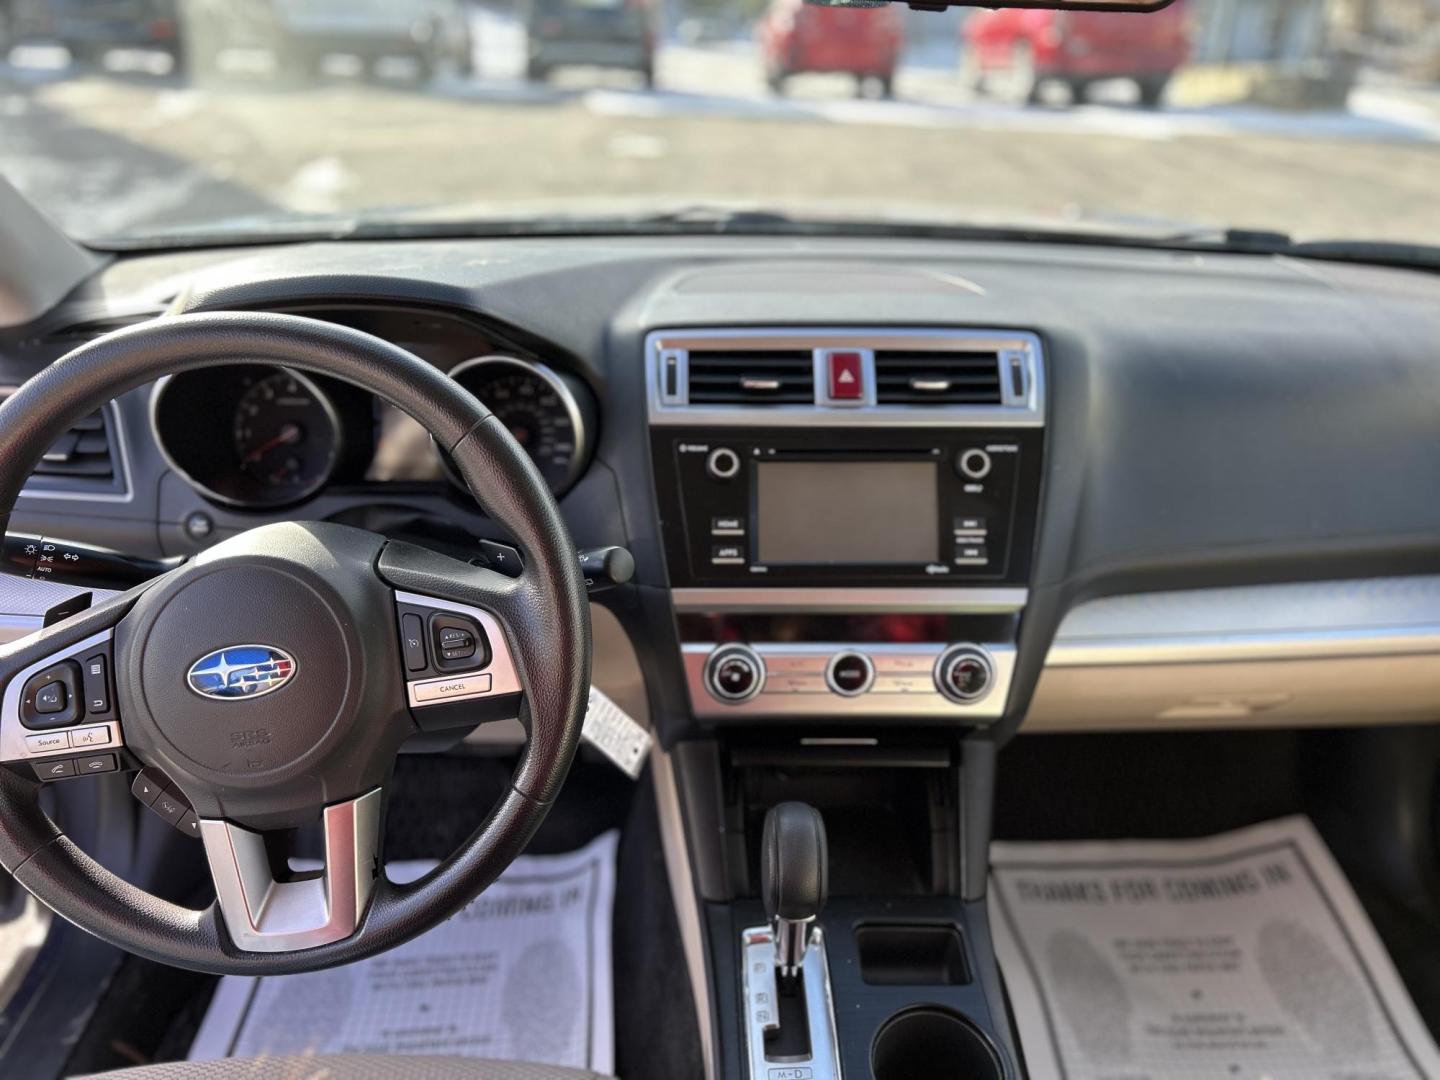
(761, 801, 829, 980)
(742, 802, 840, 1080)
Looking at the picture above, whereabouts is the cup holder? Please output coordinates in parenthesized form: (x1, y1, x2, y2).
(871, 1006, 1003, 1080)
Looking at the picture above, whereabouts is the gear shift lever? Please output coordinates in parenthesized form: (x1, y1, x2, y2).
(761, 801, 829, 979)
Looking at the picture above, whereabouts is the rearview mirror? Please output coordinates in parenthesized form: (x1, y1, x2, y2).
(806, 0, 1175, 9)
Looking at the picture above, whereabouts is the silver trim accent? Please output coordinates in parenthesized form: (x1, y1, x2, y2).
(823, 651, 876, 697)
(672, 586, 1029, 614)
(741, 925, 841, 1080)
(650, 746, 717, 1080)
(396, 591, 523, 709)
(150, 368, 342, 509)
(685, 642, 1014, 720)
(0, 629, 124, 764)
(200, 788, 381, 953)
(1047, 576, 1440, 667)
(7, 394, 134, 504)
(647, 328, 1045, 428)
(446, 354, 593, 496)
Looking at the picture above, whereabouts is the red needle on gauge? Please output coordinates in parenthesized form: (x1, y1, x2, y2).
(242, 422, 302, 464)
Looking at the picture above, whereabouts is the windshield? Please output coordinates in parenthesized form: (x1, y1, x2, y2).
(0, 0, 1436, 247)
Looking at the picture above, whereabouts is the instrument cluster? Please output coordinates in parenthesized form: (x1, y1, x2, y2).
(151, 354, 595, 509)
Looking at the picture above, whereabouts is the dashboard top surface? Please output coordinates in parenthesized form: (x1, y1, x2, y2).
(3, 233, 1440, 735)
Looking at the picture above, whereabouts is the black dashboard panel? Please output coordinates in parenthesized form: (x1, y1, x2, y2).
(3, 236, 1440, 740)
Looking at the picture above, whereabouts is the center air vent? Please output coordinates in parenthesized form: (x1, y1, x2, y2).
(874, 350, 1003, 405)
(685, 349, 815, 405)
(0, 391, 125, 497)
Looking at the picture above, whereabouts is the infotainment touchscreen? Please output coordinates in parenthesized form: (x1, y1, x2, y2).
(755, 461, 938, 565)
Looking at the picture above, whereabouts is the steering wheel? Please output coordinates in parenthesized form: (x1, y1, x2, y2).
(0, 312, 591, 974)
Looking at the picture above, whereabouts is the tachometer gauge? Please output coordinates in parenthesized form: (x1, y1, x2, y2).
(231, 370, 339, 503)
(446, 356, 595, 495)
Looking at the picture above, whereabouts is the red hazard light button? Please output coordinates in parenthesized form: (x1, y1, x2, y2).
(827, 351, 863, 401)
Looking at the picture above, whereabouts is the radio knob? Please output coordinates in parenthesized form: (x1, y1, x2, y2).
(934, 645, 995, 704)
(825, 652, 875, 697)
(704, 644, 764, 703)
(957, 448, 992, 480)
(706, 446, 741, 481)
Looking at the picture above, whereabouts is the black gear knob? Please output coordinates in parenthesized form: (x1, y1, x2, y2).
(761, 802, 828, 976)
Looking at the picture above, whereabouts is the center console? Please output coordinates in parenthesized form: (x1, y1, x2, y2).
(648, 327, 1044, 724)
(647, 327, 1045, 1080)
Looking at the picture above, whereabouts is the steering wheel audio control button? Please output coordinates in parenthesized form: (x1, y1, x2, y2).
(20, 661, 82, 729)
(35, 682, 66, 714)
(81, 652, 112, 716)
(26, 731, 70, 754)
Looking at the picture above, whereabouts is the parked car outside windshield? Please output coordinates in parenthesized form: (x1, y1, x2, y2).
(0, 0, 1436, 247)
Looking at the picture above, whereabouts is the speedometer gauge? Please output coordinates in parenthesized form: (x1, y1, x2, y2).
(446, 356, 595, 495)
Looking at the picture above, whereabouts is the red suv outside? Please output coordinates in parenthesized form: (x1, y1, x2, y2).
(758, 0, 905, 98)
(961, 4, 1191, 107)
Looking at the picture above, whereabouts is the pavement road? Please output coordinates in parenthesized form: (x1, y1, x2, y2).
(2, 30, 1438, 246)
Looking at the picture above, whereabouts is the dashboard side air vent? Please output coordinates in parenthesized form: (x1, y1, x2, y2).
(0, 390, 128, 498)
(685, 349, 815, 405)
(873, 350, 1004, 405)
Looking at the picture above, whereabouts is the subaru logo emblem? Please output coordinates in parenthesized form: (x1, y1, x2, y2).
(187, 645, 297, 700)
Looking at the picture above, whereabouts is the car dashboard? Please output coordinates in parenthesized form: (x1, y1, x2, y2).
(2, 233, 1440, 744)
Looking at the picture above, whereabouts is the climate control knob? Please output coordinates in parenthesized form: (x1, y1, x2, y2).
(934, 645, 995, 705)
(704, 644, 765, 704)
(825, 651, 875, 697)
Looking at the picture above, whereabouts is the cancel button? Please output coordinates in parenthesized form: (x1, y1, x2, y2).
(412, 672, 493, 705)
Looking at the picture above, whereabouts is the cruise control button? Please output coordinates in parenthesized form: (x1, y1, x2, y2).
(411, 672, 493, 704)
(401, 613, 427, 672)
(25, 731, 70, 754)
(76, 753, 117, 776)
(429, 613, 488, 671)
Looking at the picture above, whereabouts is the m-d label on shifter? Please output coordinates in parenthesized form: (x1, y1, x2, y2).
(582, 686, 652, 780)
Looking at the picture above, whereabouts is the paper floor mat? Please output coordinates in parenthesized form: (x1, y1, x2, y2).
(189, 830, 618, 1075)
(990, 816, 1440, 1080)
